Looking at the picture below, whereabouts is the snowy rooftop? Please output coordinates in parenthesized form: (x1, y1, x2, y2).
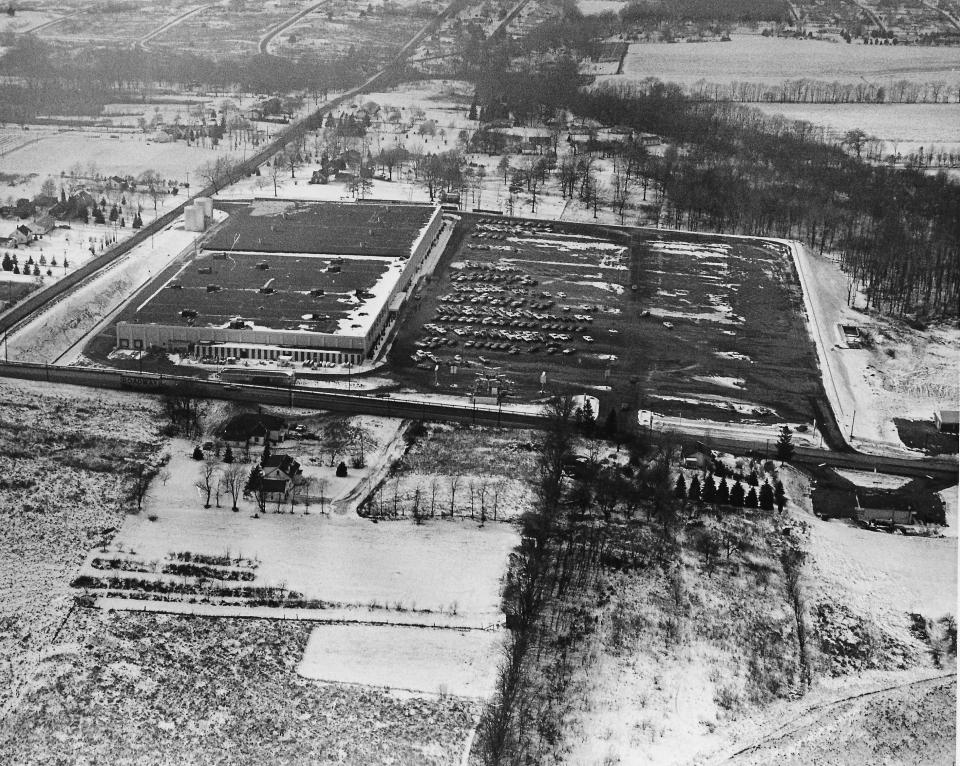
(206, 199, 437, 258)
(133, 249, 401, 336)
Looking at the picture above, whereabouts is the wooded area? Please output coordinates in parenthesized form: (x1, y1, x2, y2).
(0, 37, 360, 123)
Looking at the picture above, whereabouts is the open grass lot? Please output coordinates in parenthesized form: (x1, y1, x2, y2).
(0, 278, 38, 312)
(273, 0, 430, 66)
(38, 1, 197, 44)
(752, 103, 960, 155)
(150, 1, 311, 58)
(391, 219, 821, 423)
(132, 249, 393, 334)
(0, 610, 477, 766)
(607, 35, 960, 89)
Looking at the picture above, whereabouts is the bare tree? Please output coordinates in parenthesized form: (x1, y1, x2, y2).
(267, 155, 285, 197)
(316, 477, 330, 514)
(198, 155, 233, 194)
(429, 477, 439, 518)
(447, 472, 461, 517)
(222, 464, 246, 512)
(195, 458, 218, 509)
(301, 476, 316, 514)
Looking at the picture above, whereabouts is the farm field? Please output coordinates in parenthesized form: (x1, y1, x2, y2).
(753, 102, 960, 155)
(0, 610, 478, 765)
(392, 220, 822, 425)
(271, 0, 431, 67)
(0, 130, 242, 200)
(86, 434, 519, 623)
(606, 34, 960, 89)
(37, 1, 198, 45)
(149, 1, 317, 58)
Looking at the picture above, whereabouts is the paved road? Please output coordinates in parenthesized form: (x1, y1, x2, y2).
(258, 1, 328, 55)
(0, 362, 955, 481)
(136, 3, 217, 51)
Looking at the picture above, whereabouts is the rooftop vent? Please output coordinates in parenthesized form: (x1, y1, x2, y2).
(197, 266, 212, 275)
(180, 309, 198, 319)
(206, 284, 221, 293)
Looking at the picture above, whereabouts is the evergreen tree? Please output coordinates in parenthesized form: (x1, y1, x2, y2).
(261, 440, 272, 463)
(774, 480, 787, 512)
(63, 258, 69, 268)
(716, 477, 730, 505)
(93, 206, 105, 224)
(109, 205, 119, 222)
(1, 253, 11, 271)
(674, 473, 687, 499)
(132, 213, 143, 228)
(32, 265, 40, 276)
(730, 481, 745, 507)
(223, 445, 234, 464)
(776, 425, 794, 462)
(745, 486, 759, 508)
(192, 445, 204, 460)
(759, 480, 775, 511)
(468, 102, 478, 120)
(747, 470, 759, 486)
(688, 474, 702, 502)
(702, 473, 716, 503)
(244, 465, 261, 494)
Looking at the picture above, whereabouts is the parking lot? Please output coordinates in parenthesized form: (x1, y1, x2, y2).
(392, 217, 823, 423)
(395, 217, 632, 396)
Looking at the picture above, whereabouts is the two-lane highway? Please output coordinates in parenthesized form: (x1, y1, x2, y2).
(0, 361, 955, 482)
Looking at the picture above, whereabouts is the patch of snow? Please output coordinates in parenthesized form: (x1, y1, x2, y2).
(297, 624, 505, 698)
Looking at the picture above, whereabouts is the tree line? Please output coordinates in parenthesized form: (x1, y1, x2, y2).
(571, 81, 959, 318)
(686, 77, 960, 104)
(0, 35, 360, 123)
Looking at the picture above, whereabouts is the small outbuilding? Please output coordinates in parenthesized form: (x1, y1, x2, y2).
(934, 410, 959, 435)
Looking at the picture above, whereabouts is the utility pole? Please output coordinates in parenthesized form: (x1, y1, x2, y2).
(849, 409, 856, 440)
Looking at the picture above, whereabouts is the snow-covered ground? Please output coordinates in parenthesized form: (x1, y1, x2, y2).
(297, 624, 504, 698)
(782, 465, 957, 629)
(6, 213, 222, 364)
(94, 434, 519, 623)
(1, 207, 166, 300)
(791, 241, 959, 454)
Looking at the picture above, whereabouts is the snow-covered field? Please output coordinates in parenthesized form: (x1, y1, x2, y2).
(6, 213, 216, 364)
(297, 624, 504, 698)
(0, 130, 243, 199)
(97, 432, 518, 622)
(753, 102, 960, 157)
(792, 240, 959, 453)
(610, 34, 960, 88)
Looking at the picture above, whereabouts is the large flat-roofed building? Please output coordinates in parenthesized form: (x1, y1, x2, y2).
(116, 200, 443, 366)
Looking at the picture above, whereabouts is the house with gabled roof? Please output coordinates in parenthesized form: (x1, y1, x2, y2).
(220, 412, 288, 447)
